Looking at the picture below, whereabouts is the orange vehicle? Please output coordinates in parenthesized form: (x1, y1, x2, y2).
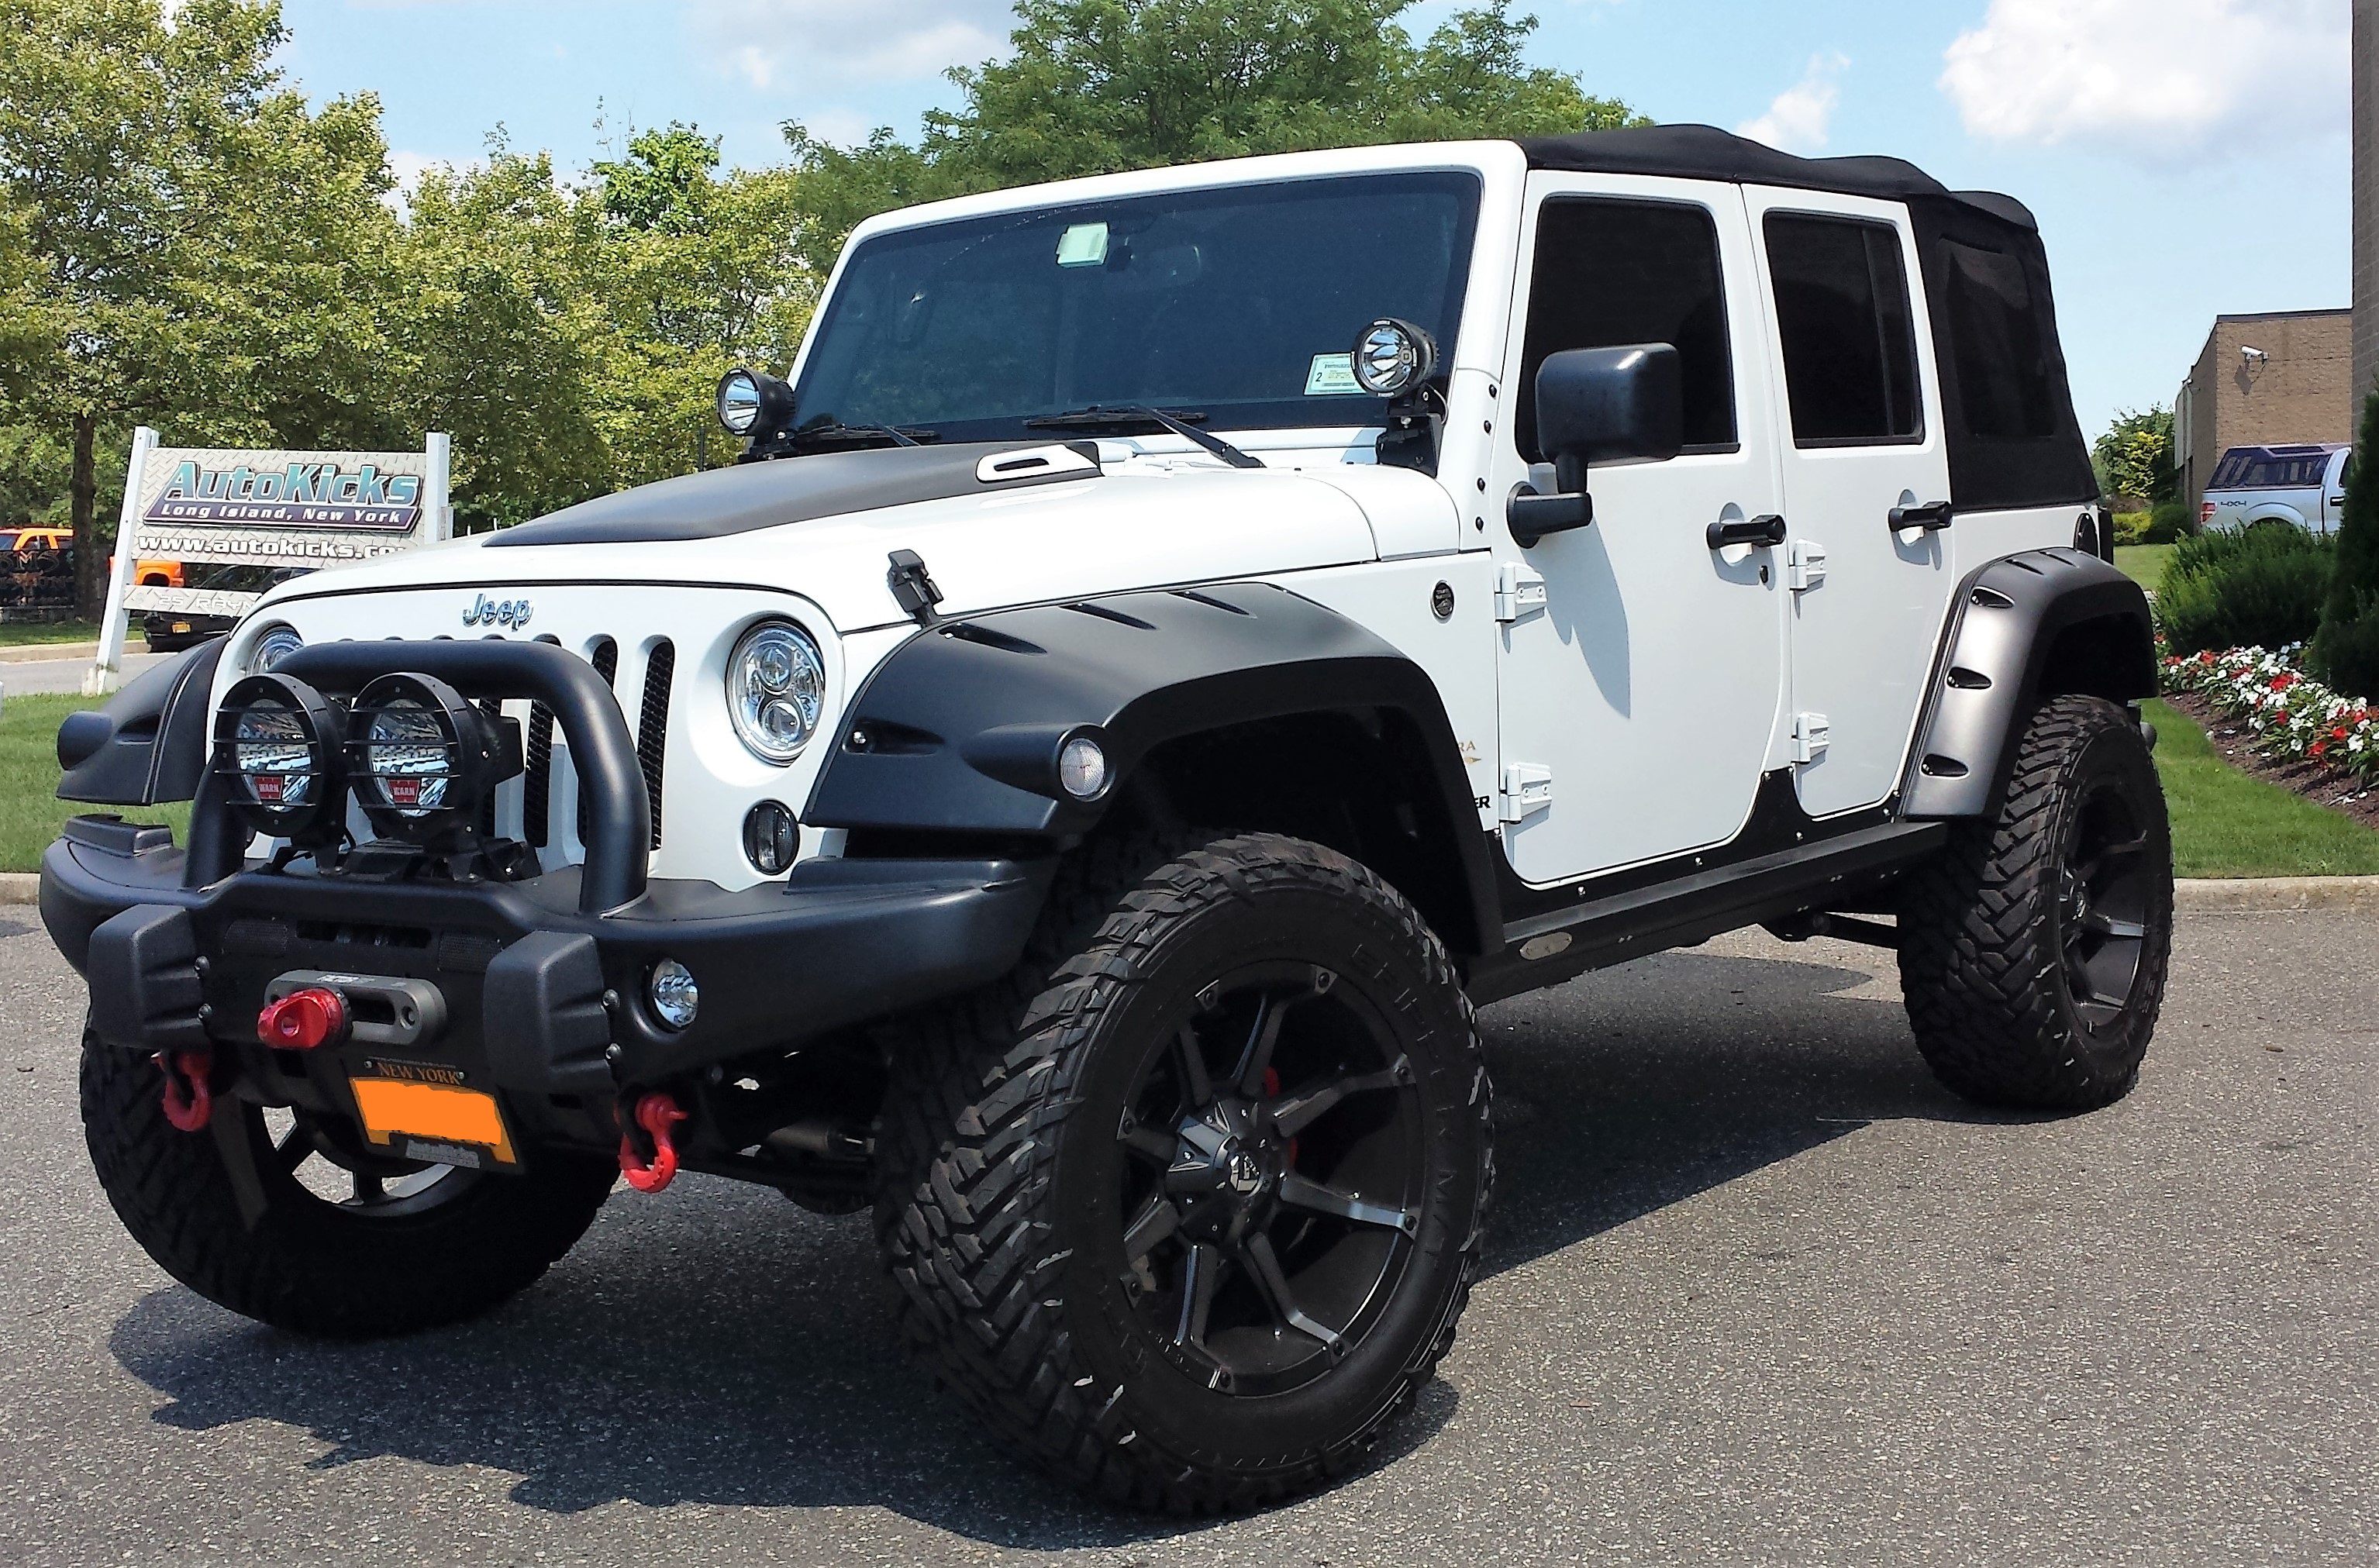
(133, 558, 184, 588)
(0, 526, 73, 553)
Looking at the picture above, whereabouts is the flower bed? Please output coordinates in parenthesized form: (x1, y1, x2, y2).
(2160, 644, 2377, 789)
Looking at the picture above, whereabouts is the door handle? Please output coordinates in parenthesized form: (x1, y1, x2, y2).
(1705, 513, 1787, 550)
(1889, 500, 1954, 532)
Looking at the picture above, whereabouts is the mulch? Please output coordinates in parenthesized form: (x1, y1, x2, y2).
(2161, 691, 2379, 831)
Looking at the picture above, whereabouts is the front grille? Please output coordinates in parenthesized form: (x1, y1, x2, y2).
(574, 638, 619, 851)
(637, 640, 674, 849)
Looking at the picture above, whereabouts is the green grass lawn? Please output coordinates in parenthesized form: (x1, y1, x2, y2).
(2144, 698, 2379, 878)
(2114, 543, 2175, 594)
(1, 693, 188, 874)
(5, 691, 2374, 880)
(0, 619, 101, 646)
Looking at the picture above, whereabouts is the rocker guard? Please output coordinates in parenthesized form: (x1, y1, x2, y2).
(45, 827, 1050, 1104)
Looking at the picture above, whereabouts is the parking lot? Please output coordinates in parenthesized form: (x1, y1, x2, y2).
(0, 906, 2368, 1566)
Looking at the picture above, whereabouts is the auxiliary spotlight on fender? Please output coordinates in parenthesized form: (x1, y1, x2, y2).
(346, 672, 522, 846)
(211, 673, 348, 842)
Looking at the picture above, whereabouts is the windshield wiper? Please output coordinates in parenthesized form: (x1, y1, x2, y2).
(788, 420, 935, 451)
(1023, 405, 1264, 470)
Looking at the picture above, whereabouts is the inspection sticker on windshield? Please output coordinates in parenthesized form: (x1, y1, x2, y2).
(1305, 353, 1360, 395)
(1056, 222, 1109, 267)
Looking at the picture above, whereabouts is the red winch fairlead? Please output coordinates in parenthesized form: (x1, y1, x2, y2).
(618, 1092, 689, 1193)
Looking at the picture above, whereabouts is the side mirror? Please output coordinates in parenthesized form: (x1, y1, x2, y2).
(1508, 344, 1684, 548)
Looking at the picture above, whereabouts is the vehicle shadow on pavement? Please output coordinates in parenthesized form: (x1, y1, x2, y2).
(102, 940, 2002, 1546)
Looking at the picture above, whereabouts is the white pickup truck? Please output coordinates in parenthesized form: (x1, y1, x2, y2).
(2201, 443, 2354, 534)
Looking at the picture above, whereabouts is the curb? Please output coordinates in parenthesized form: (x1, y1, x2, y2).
(9, 871, 2376, 913)
(2173, 876, 2379, 912)
(0, 641, 100, 665)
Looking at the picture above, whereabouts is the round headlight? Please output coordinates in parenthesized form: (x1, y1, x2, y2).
(212, 673, 346, 840)
(717, 367, 795, 439)
(347, 672, 519, 843)
(726, 619, 826, 764)
(1350, 316, 1439, 398)
(243, 622, 305, 675)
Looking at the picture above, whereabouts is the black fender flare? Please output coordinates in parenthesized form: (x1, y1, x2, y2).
(56, 636, 228, 806)
(804, 580, 1501, 950)
(1901, 547, 2157, 819)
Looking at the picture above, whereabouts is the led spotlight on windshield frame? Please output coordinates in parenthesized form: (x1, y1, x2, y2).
(716, 367, 796, 441)
(345, 672, 523, 845)
(211, 673, 348, 841)
(1350, 317, 1440, 398)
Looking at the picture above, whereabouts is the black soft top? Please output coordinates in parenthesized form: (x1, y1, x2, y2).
(1516, 126, 2095, 512)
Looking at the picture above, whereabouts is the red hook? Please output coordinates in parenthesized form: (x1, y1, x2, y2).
(155, 1050, 213, 1132)
(618, 1092, 688, 1193)
(258, 987, 347, 1050)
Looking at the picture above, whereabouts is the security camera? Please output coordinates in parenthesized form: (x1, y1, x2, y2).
(2241, 346, 2270, 364)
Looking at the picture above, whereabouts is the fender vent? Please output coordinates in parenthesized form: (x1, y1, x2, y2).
(1946, 667, 1992, 690)
(637, 640, 675, 850)
(1064, 601, 1157, 630)
(1920, 754, 1971, 778)
(1970, 587, 2015, 611)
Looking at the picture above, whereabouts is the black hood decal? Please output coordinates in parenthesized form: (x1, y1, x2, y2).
(485, 441, 1101, 548)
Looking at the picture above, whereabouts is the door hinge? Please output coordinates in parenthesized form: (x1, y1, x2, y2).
(1792, 712, 1831, 764)
(1493, 563, 1547, 623)
(1788, 539, 1827, 593)
(1500, 762, 1553, 823)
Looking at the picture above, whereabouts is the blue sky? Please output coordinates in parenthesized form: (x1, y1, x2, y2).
(277, 0, 2357, 436)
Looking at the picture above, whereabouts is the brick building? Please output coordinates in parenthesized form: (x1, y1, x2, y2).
(2174, 310, 2356, 512)
(2357, 0, 2375, 410)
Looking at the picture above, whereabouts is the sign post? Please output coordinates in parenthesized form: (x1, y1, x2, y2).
(84, 427, 160, 696)
(86, 435, 450, 696)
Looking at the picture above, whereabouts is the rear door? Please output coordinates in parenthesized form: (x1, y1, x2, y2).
(1746, 189, 1954, 818)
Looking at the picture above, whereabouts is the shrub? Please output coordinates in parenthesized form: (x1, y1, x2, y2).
(2113, 509, 2153, 545)
(2310, 393, 2379, 701)
(2143, 498, 2195, 543)
(2155, 525, 2335, 656)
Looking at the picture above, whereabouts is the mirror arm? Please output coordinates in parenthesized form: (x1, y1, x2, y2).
(1507, 484, 1593, 550)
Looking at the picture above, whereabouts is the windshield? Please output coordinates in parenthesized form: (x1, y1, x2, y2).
(794, 172, 1482, 443)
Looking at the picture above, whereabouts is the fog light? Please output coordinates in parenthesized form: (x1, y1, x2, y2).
(649, 958, 699, 1030)
(1057, 733, 1108, 800)
(743, 800, 799, 876)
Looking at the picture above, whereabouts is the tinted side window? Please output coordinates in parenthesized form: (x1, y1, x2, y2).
(1517, 198, 1736, 460)
(1941, 239, 2057, 440)
(1764, 213, 1922, 445)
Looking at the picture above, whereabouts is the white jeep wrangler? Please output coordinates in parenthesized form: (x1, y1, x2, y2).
(48, 125, 2165, 1511)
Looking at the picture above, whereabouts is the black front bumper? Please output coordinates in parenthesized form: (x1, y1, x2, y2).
(45, 825, 1049, 1151)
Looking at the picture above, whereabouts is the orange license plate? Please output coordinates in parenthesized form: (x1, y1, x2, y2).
(349, 1077, 518, 1169)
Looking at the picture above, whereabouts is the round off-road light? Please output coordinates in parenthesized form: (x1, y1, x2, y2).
(347, 672, 519, 843)
(242, 622, 305, 676)
(726, 619, 826, 764)
(212, 673, 347, 840)
(717, 367, 795, 439)
(743, 800, 799, 875)
(1057, 732, 1108, 800)
(649, 957, 699, 1030)
(1350, 317, 1439, 397)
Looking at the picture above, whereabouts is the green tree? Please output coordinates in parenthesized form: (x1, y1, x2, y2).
(785, 0, 1643, 274)
(2092, 405, 2177, 506)
(2310, 394, 2379, 701)
(0, 0, 399, 612)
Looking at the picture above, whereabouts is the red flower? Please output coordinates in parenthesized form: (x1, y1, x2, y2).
(2335, 725, 2351, 742)
(2311, 740, 2329, 757)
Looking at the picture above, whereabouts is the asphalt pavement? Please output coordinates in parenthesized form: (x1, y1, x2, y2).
(0, 651, 167, 697)
(0, 909, 2368, 1566)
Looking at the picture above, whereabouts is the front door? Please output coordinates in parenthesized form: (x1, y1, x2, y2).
(1489, 177, 1788, 886)
(1743, 188, 1957, 818)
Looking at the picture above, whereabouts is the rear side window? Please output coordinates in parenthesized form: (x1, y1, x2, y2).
(1940, 240, 2059, 441)
(0, 532, 17, 552)
(2208, 449, 2335, 490)
(1764, 213, 1922, 445)
(1516, 198, 1737, 460)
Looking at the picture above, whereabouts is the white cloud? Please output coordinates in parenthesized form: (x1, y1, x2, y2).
(1739, 53, 1847, 155)
(689, 0, 1012, 95)
(1939, 0, 2349, 166)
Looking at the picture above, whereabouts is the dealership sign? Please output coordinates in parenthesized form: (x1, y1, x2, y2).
(87, 429, 452, 694)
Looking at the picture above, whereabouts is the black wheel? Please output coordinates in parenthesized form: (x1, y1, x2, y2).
(874, 833, 1491, 1511)
(81, 1025, 618, 1336)
(1898, 694, 2174, 1109)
